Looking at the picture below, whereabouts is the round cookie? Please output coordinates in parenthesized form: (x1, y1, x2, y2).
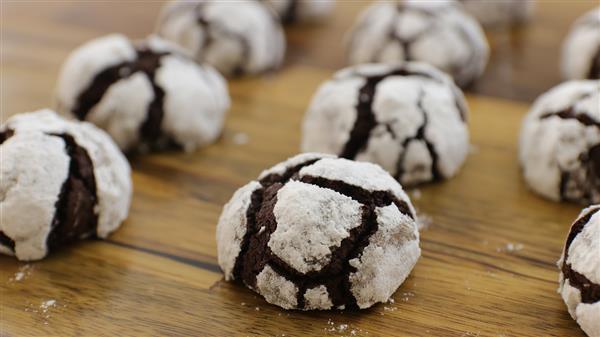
(301, 62, 469, 187)
(562, 7, 600, 80)
(261, 0, 335, 24)
(0, 110, 131, 261)
(156, 0, 286, 76)
(519, 80, 600, 204)
(216, 153, 420, 310)
(558, 205, 600, 337)
(458, 0, 535, 29)
(56, 34, 230, 153)
(346, 0, 489, 87)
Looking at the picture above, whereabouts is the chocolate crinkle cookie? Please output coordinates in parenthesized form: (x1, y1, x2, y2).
(260, 0, 335, 24)
(346, 0, 488, 88)
(301, 62, 470, 187)
(519, 80, 600, 204)
(558, 205, 600, 337)
(56, 34, 229, 153)
(457, 0, 535, 29)
(156, 0, 285, 76)
(562, 7, 600, 80)
(0, 110, 132, 261)
(216, 153, 420, 310)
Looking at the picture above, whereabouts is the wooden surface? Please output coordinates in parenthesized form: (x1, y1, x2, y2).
(0, 1, 598, 336)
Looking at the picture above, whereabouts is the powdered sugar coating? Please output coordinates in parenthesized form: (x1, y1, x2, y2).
(157, 0, 285, 76)
(56, 33, 229, 153)
(262, 0, 335, 24)
(346, 0, 488, 87)
(271, 181, 363, 274)
(561, 7, 600, 80)
(0, 110, 131, 260)
(216, 181, 261, 280)
(0, 133, 69, 260)
(216, 153, 420, 310)
(302, 62, 469, 187)
(519, 80, 600, 204)
(458, 0, 535, 28)
(349, 205, 419, 308)
(558, 206, 600, 337)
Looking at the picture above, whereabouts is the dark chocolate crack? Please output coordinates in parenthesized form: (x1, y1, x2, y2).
(561, 207, 600, 304)
(394, 89, 442, 183)
(46, 133, 98, 251)
(72, 46, 171, 149)
(195, 4, 251, 76)
(0, 129, 14, 144)
(280, 0, 299, 24)
(232, 157, 415, 310)
(340, 68, 437, 160)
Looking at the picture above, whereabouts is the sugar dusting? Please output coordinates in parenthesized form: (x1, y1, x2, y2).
(25, 299, 62, 325)
(232, 132, 249, 145)
(324, 318, 369, 336)
(9, 264, 32, 282)
(496, 243, 524, 253)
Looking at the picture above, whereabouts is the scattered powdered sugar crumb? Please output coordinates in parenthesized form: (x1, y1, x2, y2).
(40, 300, 56, 313)
(417, 214, 433, 231)
(254, 306, 260, 311)
(410, 189, 422, 200)
(240, 302, 246, 306)
(387, 298, 395, 304)
(232, 132, 249, 145)
(399, 291, 415, 302)
(496, 243, 524, 253)
(323, 319, 368, 336)
(9, 264, 32, 282)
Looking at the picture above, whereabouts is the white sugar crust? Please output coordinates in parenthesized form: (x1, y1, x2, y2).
(519, 80, 600, 203)
(0, 110, 131, 260)
(558, 205, 600, 337)
(0, 133, 69, 261)
(56, 34, 136, 114)
(156, 54, 230, 152)
(216, 181, 261, 280)
(157, 0, 285, 76)
(302, 62, 468, 187)
(561, 7, 600, 80)
(2, 110, 131, 237)
(304, 285, 333, 310)
(349, 204, 420, 309)
(346, 0, 489, 87)
(258, 153, 334, 180)
(255, 265, 298, 309)
(270, 181, 363, 274)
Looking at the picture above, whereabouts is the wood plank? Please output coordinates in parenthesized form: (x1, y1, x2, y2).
(0, 1, 595, 336)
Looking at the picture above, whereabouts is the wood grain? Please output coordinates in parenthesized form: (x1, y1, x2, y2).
(0, 1, 597, 336)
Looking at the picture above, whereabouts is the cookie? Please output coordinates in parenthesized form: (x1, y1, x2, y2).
(458, 0, 535, 28)
(0, 110, 131, 261)
(261, 0, 334, 24)
(519, 80, 600, 204)
(156, 0, 285, 76)
(301, 62, 469, 187)
(346, 0, 489, 87)
(562, 7, 600, 80)
(558, 205, 600, 337)
(56, 34, 229, 153)
(216, 153, 420, 310)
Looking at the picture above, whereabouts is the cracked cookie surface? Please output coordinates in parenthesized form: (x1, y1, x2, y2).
(562, 7, 600, 80)
(558, 205, 600, 337)
(157, 0, 285, 76)
(216, 153, 420, 310)
(0, 110, 131, 261)
(56, 34, 230, 153)
(346, 0, 488, 87)
(519, 80, 600, 204)
(260, 0, 334, 24)
(301, 62, 469, 187)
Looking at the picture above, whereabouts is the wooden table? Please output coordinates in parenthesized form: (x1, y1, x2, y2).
(1, 1, 598, 336)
